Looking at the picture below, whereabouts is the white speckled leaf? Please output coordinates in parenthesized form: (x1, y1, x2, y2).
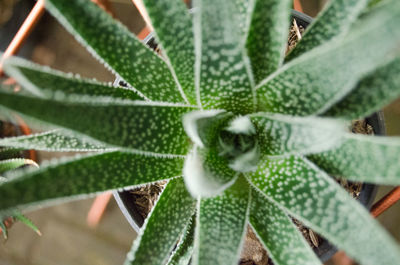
(193, 0, 255, 113)
(0, 91, 195, 155)
(250, 113, 346, 156)
(3, 57, 143, 100)
(0, 130, 110, 152)
(0, 159, 38, 174)
(323, 57, 400, 119)
(125, 178, 196, 265)
(194, 175, 250, 265)
(286, 0, 368, 61)
(250, 189, 321, 265)
(45, 0, 185, 103)
(257, 0, 400, 116)
(247, 156, 400, 265)
(166, 214, 195, 265)
(309, 133, 400, 185)
(183, 146, 237, 198)
(142, 0, 195, 104)
(0, 151, 184, 214)
(246, 0, 291, 84)
(183, 110, 233, 148)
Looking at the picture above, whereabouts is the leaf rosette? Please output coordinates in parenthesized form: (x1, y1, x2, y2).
(1, 0, 400, 264)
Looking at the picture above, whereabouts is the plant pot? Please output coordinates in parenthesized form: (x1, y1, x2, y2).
(114, 10, 381, 263)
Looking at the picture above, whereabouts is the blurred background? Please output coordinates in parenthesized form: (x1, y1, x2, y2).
(0, 0, 399, 265)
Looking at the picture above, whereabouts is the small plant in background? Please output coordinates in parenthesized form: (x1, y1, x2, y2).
(0, 153, 40, 239)
(0, 0, 400, 264)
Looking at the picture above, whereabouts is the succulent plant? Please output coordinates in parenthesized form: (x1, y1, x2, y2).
(0, 150, 40, 239)
(1, 0, 400, 264)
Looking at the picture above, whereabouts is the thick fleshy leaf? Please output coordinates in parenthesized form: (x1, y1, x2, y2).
(183, 110, 233, 148)
(166, 215, 195, 265)
(0, 151, 184, 213)
(323, 57, 400, 119)
(183, 146, 237, 198)
(142, 0, 195, 104)
(0, 130, 110, 152)
(250, 189, 321, 265)
(256, 0, 400, 116)
(0, 91, 195, 155)
(45, 0, 185, 103)
(246, 0, 291, 83)
(309, 134, 400, 185)
(247, 156, 400, 265)
(250, 113, 346, 156)
(286, 0, 368, 61)
(2, 57, 143, 100)
(194, 175, 250, 265)
(193, 0, 255, 113)
(125, 178, 196, 265)
(0, 158, 38, 174)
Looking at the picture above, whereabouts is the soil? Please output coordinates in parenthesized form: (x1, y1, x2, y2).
(125, 19, 375, 265)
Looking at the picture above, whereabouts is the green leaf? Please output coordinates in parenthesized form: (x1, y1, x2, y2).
(13, 213, 41, 236)
(309, 133, 400, 185)
(0, 91, 195, 155)
(247, 156, 400, 265)
(0, 130, 110, 152)
(194, 175, 250, 265)
(286, 0, 368, 61)
(0, 220, 8, 239)
(250, 113, 346, 156)
(246, 0, 292, 84)
(323, 57, 400, 119)
(0, 151, 184, 213)
(166, 215, 195, 265)
(183, 146, 237, 198)
(45, 0, 185, 103)
(142, 0, 195, 104)
(257, 0, 400, 116)
(3, 57, 143, 100)
(368, 0, 384, 8)
(193, 0, 255, 114)
(250, 189, 321, 265)
(183, 110, 233, 148)
(125, 178, 196, 265)
(0, 158, 38, 174)
(0, 148, 22, 160)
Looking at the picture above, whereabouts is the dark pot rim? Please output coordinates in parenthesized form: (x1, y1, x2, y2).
(114, 9, 382, 263)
